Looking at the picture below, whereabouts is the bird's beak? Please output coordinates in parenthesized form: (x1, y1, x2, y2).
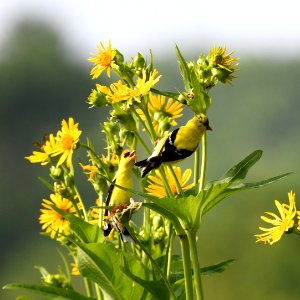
(206, 125, 212, 131)
(129, 150, 137, 161)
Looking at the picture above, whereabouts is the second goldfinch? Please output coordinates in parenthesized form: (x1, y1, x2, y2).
(103, 150, 136, 242)
(135, 114, 212, 177)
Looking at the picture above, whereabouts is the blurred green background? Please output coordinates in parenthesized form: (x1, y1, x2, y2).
(1, 12, 300, 300)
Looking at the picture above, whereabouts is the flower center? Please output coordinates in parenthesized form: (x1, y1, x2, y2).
(99, 53, 112, 66)
(61, 134, 74, 150)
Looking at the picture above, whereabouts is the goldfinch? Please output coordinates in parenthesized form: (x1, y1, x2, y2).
(135, 114, 212, 177)
(103, 150, 137, 242)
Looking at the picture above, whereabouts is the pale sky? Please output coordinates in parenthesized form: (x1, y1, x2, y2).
(0, 0, 300, 59)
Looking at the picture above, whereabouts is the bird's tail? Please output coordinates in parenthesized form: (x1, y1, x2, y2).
(103, 221, 134, 243)
(135, 157, 162, 177)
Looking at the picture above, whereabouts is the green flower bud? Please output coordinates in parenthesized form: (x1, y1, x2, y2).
(42, 273, 69, 288)
(103, 121, 120, 135)
(133, 52, 146, 68)
(49, 166, 63, 180)
(152, 214, 163, 229)
(114, 50, 124, 65)
(87, 89, 107, 108)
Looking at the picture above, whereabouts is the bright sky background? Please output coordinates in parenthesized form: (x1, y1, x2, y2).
(0, 0, 300, 59)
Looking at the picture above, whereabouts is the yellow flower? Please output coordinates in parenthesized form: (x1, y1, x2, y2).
(71, 262, 80, 276)
(51, 118, 82, 167)
(25, 134, 57, 165)
(96, 69, 161, 108)
(137, 93, 183, 133)
(80, 163, 99, 181)
(135, 69, 161, 96)
(255, 191, 296, 245)
(146, 166, 194, 198)
(39, 193, 81, 239)
(89, 198, 100, 225)
(96, 81, 133, 105)
(209, 45, 239, 73)
(89, 40, 117, 79)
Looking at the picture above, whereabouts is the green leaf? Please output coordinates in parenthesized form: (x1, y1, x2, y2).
(38, 177, 54, 192)
(76, 242, 144, 300)
(201, 259, 236, 275)
(189, 70, 210, 113)
(3, 283, 94, 300)
(201, 172, 291, 216)
(150, 88, 180, 100)
(51, 207, 104, 243)
(143, 193, 205, 232)
(175, 45, 191, 91)
(223, 150, 263, 182)
(121, 255, 170, 300)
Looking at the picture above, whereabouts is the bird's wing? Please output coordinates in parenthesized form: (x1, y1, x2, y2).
(160, 128, 194, 162)
(105, 179, 116, 207)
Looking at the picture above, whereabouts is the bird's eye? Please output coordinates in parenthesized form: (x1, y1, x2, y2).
(123, 151, 130, 158)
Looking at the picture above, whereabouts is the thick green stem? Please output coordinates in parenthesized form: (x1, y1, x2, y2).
(187, 231, 204, 300)
(179, 234, 194, 300)
(164, 224, 175, 280)
(198, 133, 207, 193)
(83, 277, 94, 298)
(95, 284, 103, 300)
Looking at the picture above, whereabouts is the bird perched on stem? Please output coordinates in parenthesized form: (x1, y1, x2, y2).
(103, 150, 137, 242)
(135, 114, 212, 177)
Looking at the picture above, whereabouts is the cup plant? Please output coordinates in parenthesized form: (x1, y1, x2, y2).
(3, 41, 293, 300)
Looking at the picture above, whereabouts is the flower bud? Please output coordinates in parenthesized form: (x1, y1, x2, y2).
(87, 89, 107, 108)
(49, 166, 63, 180)
(114, 50, 124, 65)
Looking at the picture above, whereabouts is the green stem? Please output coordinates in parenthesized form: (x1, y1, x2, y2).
(83, 277, 94, 298)
(164, 224, 175, 280)
(95, 284, 103, 300)
(198, 133, 207, 193)
(194, 146, 200, 186)
(98, 191, 104, 229)
(74, 185, 88, 221)
(134, 130, 151, 154)
(168, 165, 182, 195)
(179, 234, 194, 300)
(187, 231, 204, 300)
(158, 168, 173, 198)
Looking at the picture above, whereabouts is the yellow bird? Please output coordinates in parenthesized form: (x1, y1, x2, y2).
(103, 150, 136, 242)
(135, 114, 212, 177)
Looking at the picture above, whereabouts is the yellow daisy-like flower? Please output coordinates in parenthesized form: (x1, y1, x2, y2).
(96, 69, 161, 108)
(137, 93, 183, 133)
(89, 40, 117, 79)
(25, 134, 57, 165)
(255, 191, 296, 245)
(51, 118, 82, 167)
(39, 193, 81, 239)
(146, 166, 194, 198)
